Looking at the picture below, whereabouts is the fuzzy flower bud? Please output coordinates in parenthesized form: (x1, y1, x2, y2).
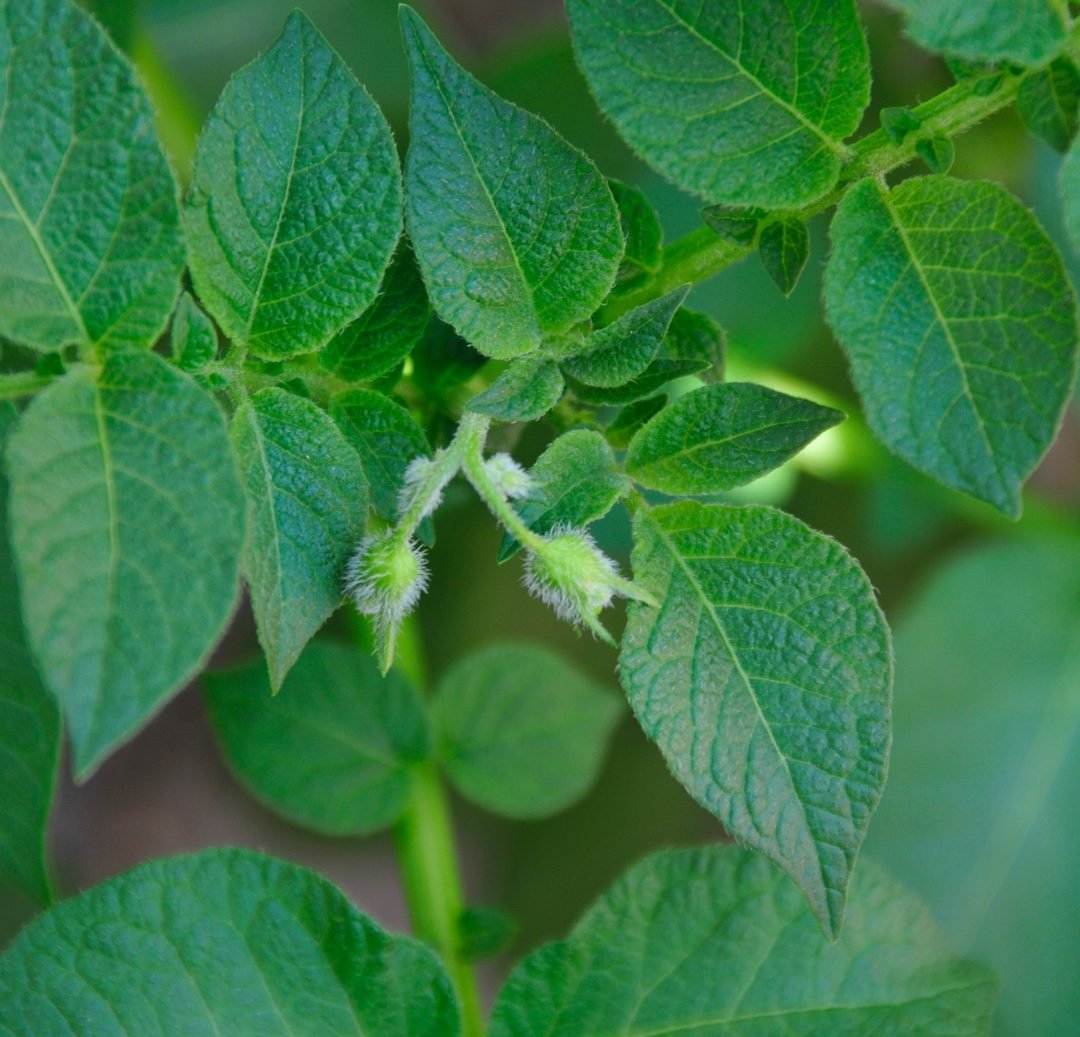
(397, 455, 446, 522)
(483, 453, 533, 500)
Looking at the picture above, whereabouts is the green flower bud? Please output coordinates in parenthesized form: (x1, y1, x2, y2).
(483, 453, 533, 500)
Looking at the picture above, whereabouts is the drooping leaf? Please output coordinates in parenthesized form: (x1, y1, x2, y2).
(5, 350, 245, 777)
(205, 640, 428, 835)
(869, 537, 1080, 1036)
(566, 357, 709, 405)
(467, 356, 565, 422)
(0, 0, 184, 353)
(489, 846, 997, 1037)
(169, 292, 218, 373)
(759, 218, 810, 296)
(566, 0, 871, 208)
(400, 6, 622, 359)
(608, 179, 662, 275)
(231, 389, 368, 690)
(1062, 133, 1080, 251)
(320, 247, 430, 384)
(560, 287, 688, 387)
(662, 306, 726, 383)
(620, 501, 892, 937)
(0, 848, 461, 1036)
(186, 11, 402, 359)
(498, 429, 628, 561)
(625, 382, 843, 494)
(824, 176, 1078, 517)
(1017, 57, 1080, 153)
(0, 405, 58, 905)
(886, 0, 1069, 67)
(433, 643, 622, 818)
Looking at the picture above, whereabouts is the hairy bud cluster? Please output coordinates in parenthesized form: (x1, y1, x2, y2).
(483, 453, 533, 499)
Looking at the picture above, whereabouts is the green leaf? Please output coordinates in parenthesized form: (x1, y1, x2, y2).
(620, 501, 892, 937)
(0, 0, 184, 354)
(625, 382, 843, 494)
(1064, 134, 1080, 251)
(609, 179, 662, 275)
(663, 306, 726, 383)
(566, 0, 870, 208)
(330, 389, 431, 524)
(489, 845, 997, 1037)
(433, 643, 622, 818)
(411, 316, 486, 396)
(887, 0, 1069, 67)
(5, 350, 245, 777)
(560, 287, 688, 387)
(467, 355, 565, 422)
(702, 204, 764, 246)
(0, 848, 461, 1035)
(205, 640, 428, 835)
(566, 357, 708, 405)
(868, 537, 1080, 1035)
(824, 176, 1079, 517)
(458, 907, 517, 961)
(400, 6, 622, 359)
(498, 429, 628, 561)
(759, 219, 810, 297)
(320, 246, 430, 384)
(169, 292, 217, 373)
(231, 389, 368, 690)
(1017, 57, 1080, 153)
(186, 11, 402, 360)
(603, 395, 666, 449)
(880, 106, 923, 144)
(916, 135, 955, 174)
(0, 405, 58, 905)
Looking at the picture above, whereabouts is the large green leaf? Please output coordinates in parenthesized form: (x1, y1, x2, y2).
(825, 176, 1078, 517)
(1064, 135, 1080, 251)
(625, 382, 843, 494)
(0, 0, 183, 353)
(433, 643, 622, 819)
(231, 389, 368, 690)
(205, 641, 428, 836)
(489, 845, 996, 1037)
(0, 848, 460, 1036)
(566, 0, 870, 208)
(0, 405, 58, 905)
(400, 6, 622, 359)
(868, 538, 1080, 1037)
(620, 501, 892, 937)
(186, 11, 402, 360)
(5, 350, 245, 777)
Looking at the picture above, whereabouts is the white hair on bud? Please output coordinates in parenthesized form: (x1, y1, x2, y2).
(344, 530, 429, 622)
(521, 525, 617, 629)
(397, 456, 444, 521)
(484, 453, 534, 500)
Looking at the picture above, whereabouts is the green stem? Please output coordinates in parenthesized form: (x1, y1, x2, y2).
(600, 68, 1028, 321)
(0, 370, 58, 400)
(394, 761, 485, 1037)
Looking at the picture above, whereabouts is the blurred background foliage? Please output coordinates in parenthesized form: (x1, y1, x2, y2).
(1, 1, 1076, 1033)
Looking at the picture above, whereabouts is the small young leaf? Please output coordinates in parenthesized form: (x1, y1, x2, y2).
(620, 501, 893, 937)
(0, 849, 461, 1035)
(458, 907, 517, 961)
(433, 643, 623, 818)
(759, 219, 810, 296)
(825, 176, 1078, 517)
(916, 136, 955, 174)
(603, 395, 666, 449)
(1017, 57, 1080, 153)
(560, 287, 689, 388)
(401, 6, 622, 359)
(1064, 135, 1080, 250)
(608, 179, 663, 275)
(489, 846, 996, 1037)
(880, 105, 923, 144)
(625, 382, 843, 494)
(663, 307, 726, 383)
(467, 356, 565, 422)
(169, 292, 218, 373)
(566, 0, 870, 207)
(205, 640, 428, 835)
(498, 429, 629, 561)
(566, 357, 709, 406)
(186, 12, 402, 359)
(0, 0, 184, 354)
(231, 389, 368, 690)
(6, 351, 245, 777)
(702, 204, 764, 246)
(320, 247, 430, 383)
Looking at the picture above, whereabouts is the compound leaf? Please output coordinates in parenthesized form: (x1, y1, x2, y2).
(0, 0, 184, 353)
(566, 0, 870, 208)
(205, 640, 428, 836)
(467, 355, 565, 422)
(0, 848, 460, 1036)
(433, 643, 622, 818)
(5, 350, 245, 777)
(620, 501, 892, 937)
(169, 292, 218, 373)
(401, 6, 622, 359)
(489, 846, 997, 1037)
(231, 389, 368, 690)
(825, 176, 1078, 517)
(186, 11, 402, 359)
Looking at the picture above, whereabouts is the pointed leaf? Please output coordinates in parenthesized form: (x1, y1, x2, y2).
(400, 6, 622, 359)
(186, 12, 402, 359)
(603, 396, 666, 449)
(663, 306, 726, 382)
(916, 136, 955, 174)
(566, 357, 708, 405)
(825, 176, 1079, 517)
(467, 355, 565, 422)
(609, 179, 663, 275)
(620, 501, 892, 936)
(1017, 57, 1080, 153)
(169, 292, 217, 373)
(759, 218, 810, 296)
(5, 351, 245, 776)
(0, 0, 184, 353)
(702, 204, 764, 246)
